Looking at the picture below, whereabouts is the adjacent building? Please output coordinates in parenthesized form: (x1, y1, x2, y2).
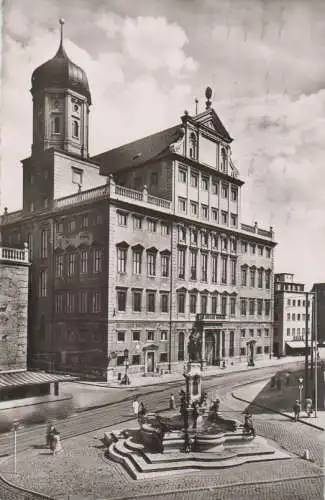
(0, 22, 276, 380)
(310, 283, 325, 345)
(274, 273, 313, 357)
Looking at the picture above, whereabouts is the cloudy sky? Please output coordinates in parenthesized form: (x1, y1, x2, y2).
(1, 0, 325, 287)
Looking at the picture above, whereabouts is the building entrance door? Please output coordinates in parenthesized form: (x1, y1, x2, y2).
(205, 332, 215, 365)
(147, 352, 155, 373)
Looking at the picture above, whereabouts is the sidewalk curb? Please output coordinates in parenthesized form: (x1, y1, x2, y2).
(231, 392, 325, 431)
(76, 359, 304, 390)
(0, 472, 54, 500)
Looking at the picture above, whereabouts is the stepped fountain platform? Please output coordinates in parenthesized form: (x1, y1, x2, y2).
(104, 428, 291, 480)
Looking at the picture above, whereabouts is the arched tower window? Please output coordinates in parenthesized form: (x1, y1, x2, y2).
(52, 116, 60, 134)
(221, 147, 227, 172)
(189, 133, 197, 160)
(73, 120, 79, 138)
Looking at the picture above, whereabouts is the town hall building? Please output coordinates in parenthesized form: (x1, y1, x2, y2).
(0, 21, 276, 380)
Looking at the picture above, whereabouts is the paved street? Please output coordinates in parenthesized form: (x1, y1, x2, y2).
(0, 361, 323, 499)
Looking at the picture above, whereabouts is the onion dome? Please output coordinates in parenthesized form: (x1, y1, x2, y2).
(31, 19, 91, 104)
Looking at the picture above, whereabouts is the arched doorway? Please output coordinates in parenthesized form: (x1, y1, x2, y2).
(178, 331, 185, 361)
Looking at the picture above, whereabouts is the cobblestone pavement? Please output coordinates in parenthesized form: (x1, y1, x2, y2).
(0, 475, 52, 500)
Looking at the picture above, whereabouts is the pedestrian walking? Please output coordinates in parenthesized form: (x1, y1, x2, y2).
(305, 399, 313, 418)
(132, 396, 139, 418)
(169, 394, 176, 410)
(52, 430, 63, 455)
(293, 400, 301, 421)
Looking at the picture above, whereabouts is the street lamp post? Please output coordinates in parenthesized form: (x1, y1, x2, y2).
(314, 341, 318, 418)
(124, 348, 130, 385)
(298, 376, 303, 407)
(11, 420, 20, 475)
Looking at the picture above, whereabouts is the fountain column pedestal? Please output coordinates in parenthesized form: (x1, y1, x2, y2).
(184, 362, 202, 406)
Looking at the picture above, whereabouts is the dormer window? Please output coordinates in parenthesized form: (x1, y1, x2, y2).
(72, 167, 83, 186)
(189, 133, 197, 160)
(72, 120, 79, 138)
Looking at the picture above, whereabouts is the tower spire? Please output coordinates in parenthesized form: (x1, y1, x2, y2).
(59, 18, 65, 49)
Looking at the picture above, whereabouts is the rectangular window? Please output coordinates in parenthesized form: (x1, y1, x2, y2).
(178, 226, 186, 243)
(68, 220, 76, 233)
(40, 229, 48, 259)
(221, 256, 227, 284)
(249, 299, 255, 316)
(117, 248, 127, 273)
(95, 214, 103, 225)
(230, 297, 236, 316)
(221, 185, 228, 198)
(297, 313, 301, 320)
(55, 254, 63, 278)
(178, 293, 185, 314)
(212, 254, 218, 283)
(161, 331, 168, 341)
(178, 197, 187, 213)
(221, 296, 227, 315)
(178, 248, 186, 278)
(250, 268, 256, 287)
(161, 223, 169, 236)
(161, 293, 169, 313)
(147, 252, 156, 276)
(211, 295, 218, 314)
(287, 313, 291, 320)
(178, 168, 187, 183)
(231, 189, 238, 201)
(201, 231, 208, 247)
(211, 208, 219, 222)
(201, 177, 209, 190)
(133, 215, 142, 230)
(81, 215, 88, 229)
(147, 331, 154, 341)
(265, 300, 271, 316)
(240, 347, 246, 356)
(230, 214, 237, 227)
(230, 259, 236, 285)
(132, 249, 142, 274)
(221, 211, 228, 225)
(287, 299, 291, 306)
(250, 243, 256, 255)
(92, 291, 101, 313)
(241, 298, 247, 316)
(94, 249, 102, 273)
(201, 295, 208, 314)
(147, 292, 156, 312)
(257, 299, 263, 316)
(212, 234, 218, 249)
(212, 181, 219, 195)
(68, 253, 76, 277)
(190, 172, 198, 187)
(264, 346, 269, 354)
(72, 167, 83, 185)
(241, 267, 247, 286)
(201, 253, 208, 281)
(256, 346, 262, 354)
(190, 294, 197, 314)
(79, 291, 88, 313)
(55, 294, 63, 313)
(287, 328, 290, 336)
(66, 292, 75, 313)
(117, 290, 127, 311)
(201, 204, 208, 219)
(258, 269, 263, 288)
(39, 270, 47, 297)
(292, 313, 296, 320)
(132, 355, 140, 365)
(265, 271, 271, 290)
(132, 331, 140, 342)
(258, 245, 264, 256)
(241, 329, 246, 338)
(241, 241, 247, 253)
(190, 229, 198, 245)
(133, 291, 142, 312)
(117, 212, 128, 226)
(190, 201, 198, 216)
(79, 249, 88, 274)
(266, 248, 271, 258)
(161, 254, 170, 277)
(117, 331, 125, 343)
(249, 329, 254, 337)
(190, 249, 197, 280)
(148, 219, 157, 232)
(230, 239, 237, 253)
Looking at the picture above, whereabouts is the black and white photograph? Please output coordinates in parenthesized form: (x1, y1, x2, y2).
(0, 0, 324, 499)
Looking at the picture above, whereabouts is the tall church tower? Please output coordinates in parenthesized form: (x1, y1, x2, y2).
(30, 19, 91, 159)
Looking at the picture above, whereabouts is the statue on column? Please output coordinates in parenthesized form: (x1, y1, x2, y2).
(188, 325, 202, 363)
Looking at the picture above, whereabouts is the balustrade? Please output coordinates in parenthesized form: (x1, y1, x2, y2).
(0, 246, 29, 263)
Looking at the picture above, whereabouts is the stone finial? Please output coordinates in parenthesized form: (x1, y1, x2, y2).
(24, 241, 28, 249)
(142, 184, 148, 202)
(4, 207, 8, 215)
(205, 87, 213, 109)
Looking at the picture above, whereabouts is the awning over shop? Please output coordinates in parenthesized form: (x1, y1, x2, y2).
(0, 371, 76, 389)
(286, 341, 306, 349)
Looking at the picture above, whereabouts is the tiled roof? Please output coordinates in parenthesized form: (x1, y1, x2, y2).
(0, 371, 75, 389)
(92, 125, 182, 176)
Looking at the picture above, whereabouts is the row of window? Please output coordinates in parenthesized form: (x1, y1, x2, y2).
(286, 328, 306, 337)
(55, 214, 103, 235)
(240, 346, 269, 355)
(117, 289, 169, 313)
(178, 227, 237, 252)
(55, 249, 102, 278)
(55, 291, 102, 314)
(117, 211, 170, 235)
(240, 298, 271, 316)
(51, 115, 80, 139)
(240, 328, 270, 338)
(241, 241, 272, 258)
(287, 299, 310, 307)
(286, 313, 310, 321)
(276, 283, 304, 292)
(178, 198, 238, 226)
(241, 266, 271, 289)
(177, 248, 237, 284)
(117, 246, 170, 276)
(115, 352, 168, 366)
(177, 167, 236, 199)
(116, 330, 168, 343)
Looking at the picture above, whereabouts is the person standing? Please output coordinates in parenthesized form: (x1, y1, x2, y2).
(132, 397, 139, 419)
(138, 402, 146, 427)
(293, 400, 301, 421)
